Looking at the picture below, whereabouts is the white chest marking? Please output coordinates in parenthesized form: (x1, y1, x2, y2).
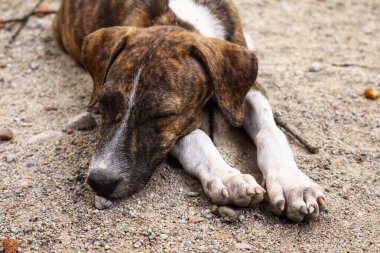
(169, 0, 226, 40)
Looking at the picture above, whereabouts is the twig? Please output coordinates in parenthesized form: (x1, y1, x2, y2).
(6, 0, 44, 44)
(1, 10, 56, 24)
(274, 112, 320, 154)
(332, 63, 375, 69)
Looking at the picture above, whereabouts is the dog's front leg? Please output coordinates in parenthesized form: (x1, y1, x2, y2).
(243, 90, 326, 222)
(171, 129, 265, 207)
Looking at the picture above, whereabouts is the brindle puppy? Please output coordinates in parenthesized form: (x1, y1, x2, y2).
(54, 0, 326, 222)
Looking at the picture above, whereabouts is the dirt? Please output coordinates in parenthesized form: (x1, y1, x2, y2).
(1, 0, 379, 252)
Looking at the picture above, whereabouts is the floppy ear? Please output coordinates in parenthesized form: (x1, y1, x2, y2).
(81, 26, 138, 107)
(191, 37, 258, 127)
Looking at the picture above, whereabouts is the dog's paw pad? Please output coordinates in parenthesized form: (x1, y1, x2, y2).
(204, 170, 265, 207)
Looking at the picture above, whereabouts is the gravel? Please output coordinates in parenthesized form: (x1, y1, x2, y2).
(0, 0, 379, 252)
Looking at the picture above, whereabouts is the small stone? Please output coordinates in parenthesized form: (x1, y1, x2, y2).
(29, 62, 39, 71)
(0, 128, 13, 141)
(128, 210, 138, 218)
(5, 153, 17, 163)
(104, 244, 110, 250)
(236, 243, 253, 250)
(28, 130, 62, 144)
(212, 206, 239, 223)
(235, 236, 243, 243)
(148, 233, 156, 240)
(309, 62, 322, 72)
(186, 191, 200, 197)
(133, 241, 141, 248)
(195, 234, 203, 240)
(94, 196, 113, 210)
(160, 234, 168, 240)
(66, 112, 97, 131)
(188, 216, 206, 224)
(66, 128, 74, 135)
(93, 241, 101, 247)
(302, 111, 312, 119)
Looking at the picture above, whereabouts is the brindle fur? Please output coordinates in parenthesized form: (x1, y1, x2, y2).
(53, 0, 259, 198)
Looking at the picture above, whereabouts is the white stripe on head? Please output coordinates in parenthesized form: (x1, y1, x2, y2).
(90, 67, 143, 170)
(169, 0, 226, 40)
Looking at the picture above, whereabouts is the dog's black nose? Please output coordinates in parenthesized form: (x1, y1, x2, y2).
(87, 172, 121, 197)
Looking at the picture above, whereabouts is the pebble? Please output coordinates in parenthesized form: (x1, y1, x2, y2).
(195, 234, 203, 240)
(66, 112, 97, 131)
(0, 128, 13, 141)
(188, 216, 206, 224)
(148, 233, 156, 240)
(309, 62, 322, 72)
(29, 62, 39, 71)
(236, 243, 253, 250)
(186, 191, 200, 197)
(211, 205, 239, 223)
(28, 130, 63, 144)
(160, 234, 169, 240)
(5, 153, 17, 163)
(94, 196, 113, 210)
(133, 241, 141, 248)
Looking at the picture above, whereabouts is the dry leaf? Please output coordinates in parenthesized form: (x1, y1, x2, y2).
(2, 238, 19, 253)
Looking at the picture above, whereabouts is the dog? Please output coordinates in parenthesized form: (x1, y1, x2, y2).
(53, 0, 326, 222)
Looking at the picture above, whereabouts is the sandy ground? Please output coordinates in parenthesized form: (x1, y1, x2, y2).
(1, 0, 380, 252)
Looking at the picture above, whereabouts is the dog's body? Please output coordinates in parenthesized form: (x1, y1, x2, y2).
(54, 0, 326, 222)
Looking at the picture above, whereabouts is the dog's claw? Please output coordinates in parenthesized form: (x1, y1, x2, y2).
(318, 197, 326, 211)
(246, 187, 257, 196)
(221, 188, 229, 198)
(299, 205, 308, 215)
(276, 200, 285, 212)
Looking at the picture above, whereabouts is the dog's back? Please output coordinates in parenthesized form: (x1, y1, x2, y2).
(53, 0, 246, 63)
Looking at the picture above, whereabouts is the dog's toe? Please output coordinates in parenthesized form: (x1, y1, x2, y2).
(204, 170, 265, 207)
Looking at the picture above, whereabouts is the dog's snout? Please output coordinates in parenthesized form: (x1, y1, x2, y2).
(87, 171, 121, 197)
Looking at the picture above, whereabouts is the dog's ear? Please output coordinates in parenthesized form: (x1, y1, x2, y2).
(191, 37, 258, 127)
(81, 26, 137, 107)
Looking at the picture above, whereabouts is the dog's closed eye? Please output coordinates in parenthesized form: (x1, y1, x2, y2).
(151, 112, 180, 121)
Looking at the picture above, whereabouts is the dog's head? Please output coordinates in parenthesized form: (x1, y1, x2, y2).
(82, 26, 258, 198)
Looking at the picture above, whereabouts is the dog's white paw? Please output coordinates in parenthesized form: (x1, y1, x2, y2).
(263, 168, 326, 222)
(203, 168, 265, 207)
